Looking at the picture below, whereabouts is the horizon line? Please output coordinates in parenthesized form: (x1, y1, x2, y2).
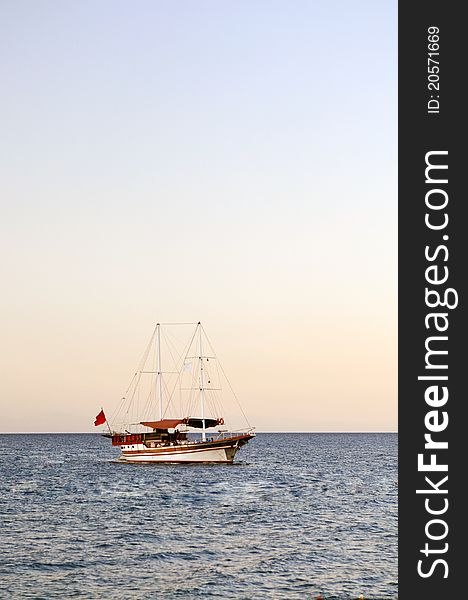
(0, 430, 398, 434)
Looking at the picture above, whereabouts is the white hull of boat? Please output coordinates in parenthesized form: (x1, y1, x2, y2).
(118, 442, 238, 463)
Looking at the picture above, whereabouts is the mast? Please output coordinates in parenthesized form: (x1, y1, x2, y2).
(156, 323, 163, 420)
(198, 322, 206, 441)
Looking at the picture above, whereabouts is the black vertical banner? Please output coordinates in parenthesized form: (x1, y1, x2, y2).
(399, 2, 465, 598)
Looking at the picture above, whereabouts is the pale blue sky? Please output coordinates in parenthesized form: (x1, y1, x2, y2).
(1, 1, 396, 432)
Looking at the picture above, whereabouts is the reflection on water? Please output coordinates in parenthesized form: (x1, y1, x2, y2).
(0, 433, 397, 599)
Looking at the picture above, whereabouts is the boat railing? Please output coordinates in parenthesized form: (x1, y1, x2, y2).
(184, 430, 255, 444)
(213, 429, 255, 441)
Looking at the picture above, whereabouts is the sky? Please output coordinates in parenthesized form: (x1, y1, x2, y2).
(0, 1, 397, 432)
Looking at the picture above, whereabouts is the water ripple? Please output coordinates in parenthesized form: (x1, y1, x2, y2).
(0, 433, 397, 599)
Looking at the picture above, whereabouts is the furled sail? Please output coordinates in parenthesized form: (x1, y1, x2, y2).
(185, 418, 220, 429)
(140, 417, 223, 430)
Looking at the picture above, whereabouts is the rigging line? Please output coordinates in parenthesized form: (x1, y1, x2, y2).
(111, 325, 157, 425)
(187, 342, 199, 416)
(166, 323, 199, 416)
(213, 359, 224, 416)
(175, 324, 195, 416)
(123, 372, 139, 398)
(211, 388, 223, 419)
(161, 329, 179, 371)
(147, 323, 197, 420)
(162, 325, 187, 360)
(207, 387, 222, 419)
(203, 362, 221, 416)
(161, 325, 188, 382)
(138, 325, 158, 372)
(136, 377, 139, 423)
(110, 373, 137, 423)
(141, 379, 155, 422)
(206, 390, 217, 418)
(149, 370, 157, 419)
(122, 370, 143, 423)
(161, 375, 174, 419)
(112, 386, 134, 426)
(158, 322, 199, 325)
(186, 365, 197, 417)
(201, 323, 251, 429)
(181, 322, 203, 417)
(109, 370, 138, 424)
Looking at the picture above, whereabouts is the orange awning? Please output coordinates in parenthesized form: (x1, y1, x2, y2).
(140, 419, 184, 430)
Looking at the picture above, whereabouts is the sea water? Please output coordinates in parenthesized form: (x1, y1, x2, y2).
(0, 433, 397, 599)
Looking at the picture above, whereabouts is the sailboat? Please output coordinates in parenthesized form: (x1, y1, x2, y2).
(96, 322, 255, 463)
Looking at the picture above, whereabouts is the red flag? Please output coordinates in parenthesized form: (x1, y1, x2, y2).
(94, 409, 106, 426)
